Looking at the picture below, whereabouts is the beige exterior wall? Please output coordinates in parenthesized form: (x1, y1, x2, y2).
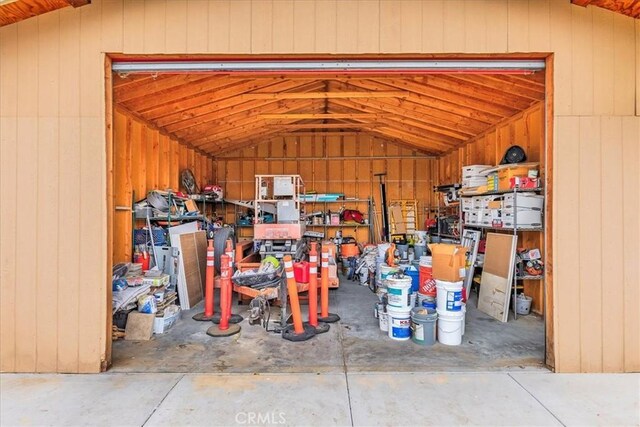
(0, 0, 638, 373)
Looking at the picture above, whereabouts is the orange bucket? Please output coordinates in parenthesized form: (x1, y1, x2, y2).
(419, 264, 436, 297)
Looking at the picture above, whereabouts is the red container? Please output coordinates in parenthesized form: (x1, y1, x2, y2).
(418, 264, 436, 297)
(293, 261, 310, 284)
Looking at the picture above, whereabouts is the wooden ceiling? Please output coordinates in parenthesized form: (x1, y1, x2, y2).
(571, 0, 640, 19)
(0, 0, 89, 26)
(113, 71, 545, 157)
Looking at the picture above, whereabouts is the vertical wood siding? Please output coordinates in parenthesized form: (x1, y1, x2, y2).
(112, 109, 214, 264)
(0, 0, 637, 373)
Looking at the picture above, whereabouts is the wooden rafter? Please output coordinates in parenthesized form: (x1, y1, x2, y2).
(571, 0, 639, 18)
(239, 91, 408, 100)
(176, 99, 322, 141)
(258, 113, 377, 120)
(153, 80, 325, 128)
(112, 69, 546, 157)
(0, 0, 90, 26)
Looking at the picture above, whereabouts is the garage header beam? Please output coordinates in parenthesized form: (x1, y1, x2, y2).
(112, 60, 546, 74)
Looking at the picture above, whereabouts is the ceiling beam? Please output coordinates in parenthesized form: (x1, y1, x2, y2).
(265, 123, 381, 129)
(151, 80, 325, 127)
(239, 91, 408, 100)
(258, 113, 377, 120)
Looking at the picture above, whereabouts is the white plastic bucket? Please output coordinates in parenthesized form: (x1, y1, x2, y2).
(379, 310, 389, 332)
(516, 294, 532, 315)
(436, 280, 464, 312)
(379, 264, 398, 282)
(410, 292, 417, 307)
(386, 276, 413, 308)
(387, 306, 411, 341)
(419, 255, 432, 266)
(437, 309, 464, 346)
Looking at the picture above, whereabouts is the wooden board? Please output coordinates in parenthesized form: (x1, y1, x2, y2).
(173, 231, 206, 309)
(478, 233, 518, 322)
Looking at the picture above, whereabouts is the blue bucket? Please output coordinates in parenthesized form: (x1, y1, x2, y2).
(404, 266, 420, 293)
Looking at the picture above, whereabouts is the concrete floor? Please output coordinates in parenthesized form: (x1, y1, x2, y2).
(112, 277, 545, 373)
(2, 372, 638, 426)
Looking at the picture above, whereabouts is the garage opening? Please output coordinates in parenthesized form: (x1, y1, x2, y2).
(107, 55, 552, 373)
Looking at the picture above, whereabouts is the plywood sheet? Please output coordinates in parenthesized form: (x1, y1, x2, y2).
(173, 231, 206, 309)
(479, 233, 517, 322)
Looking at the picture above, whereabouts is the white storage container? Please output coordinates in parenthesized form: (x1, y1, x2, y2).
(503, 193, 544, 211)
(462, 165, 491, 178)
(472, 196, 484, 209)
(461, 197, 474, 212)
(465, 212, 479, 225)
(503, 210, 543, 228)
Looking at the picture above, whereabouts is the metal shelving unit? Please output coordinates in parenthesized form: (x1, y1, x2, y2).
(462, 186, 545, 320)
(432, 184, 463, 242)
(304, 198, 373, 242)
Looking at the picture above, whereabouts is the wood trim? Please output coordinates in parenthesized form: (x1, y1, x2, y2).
(104, 54, 113, 372)
(544, 54, 555, 371)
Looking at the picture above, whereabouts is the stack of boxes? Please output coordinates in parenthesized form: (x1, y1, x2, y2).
(462, 190, 544, 229)
(461, 164, 543, 229)
(461, 165, 491, 191)
(502, 193, 544, 228)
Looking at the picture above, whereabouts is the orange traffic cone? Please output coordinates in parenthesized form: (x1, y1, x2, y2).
(318, 247, 340, 323)
(306, 242, 329, 333)
(207, 254, 241, 337)
(282, 255, 315, 342)
(212, 240, 243, 325)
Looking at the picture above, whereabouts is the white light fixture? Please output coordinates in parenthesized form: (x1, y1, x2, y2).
(112, 59, 545, 73)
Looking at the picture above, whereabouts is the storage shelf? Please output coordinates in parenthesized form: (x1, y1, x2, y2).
(459, 187, 543, 197)
(306, 224, 368, 228)
(304, 199, 370, 203)
(464, 224, 543, 232)
(516, 275, 544, 280)
(149, 215, 203, 221)
(433, 233, 459, 239)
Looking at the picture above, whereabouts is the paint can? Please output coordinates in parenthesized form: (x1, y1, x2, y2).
(386, 275, 413, 309)
(410, 307, 437, 346)
(387, 305, 411, 341)
(418, 293, 437, 310)
(435, 280, 464, 312)
(437, 309, 464, 346)
(419, 256, 436, 297)
(379, 307, 389, 332)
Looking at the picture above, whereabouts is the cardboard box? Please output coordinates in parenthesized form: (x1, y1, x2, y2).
(428, 243, 467, 282)
(498, 166, 536, 190)
(154, 305, 181, 334)
(142, 273, 170, 287)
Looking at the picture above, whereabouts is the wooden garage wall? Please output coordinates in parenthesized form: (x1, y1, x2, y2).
(112, 109, 214, 264)
(436, 102, 546, 315)
(215, 134, 437, 242)
(0, 0, 638, 373)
